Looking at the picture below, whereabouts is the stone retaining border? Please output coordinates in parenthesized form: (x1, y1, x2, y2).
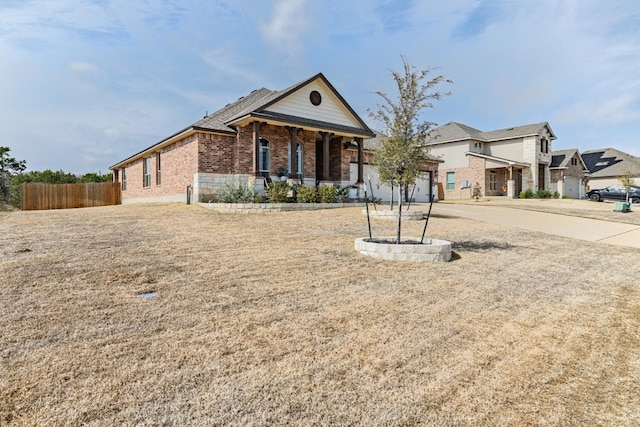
(355, 237, 452, 262)
(199, 202, 365, 213)
(362, 209, 424, 220)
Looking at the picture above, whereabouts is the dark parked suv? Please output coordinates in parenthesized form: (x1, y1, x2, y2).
(587, 185, 640, 203)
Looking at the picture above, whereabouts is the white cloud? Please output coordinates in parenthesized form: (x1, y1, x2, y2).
(259, 0, 312, 56)
(557, 93, 640, 126)
(69, 61, 98, 73)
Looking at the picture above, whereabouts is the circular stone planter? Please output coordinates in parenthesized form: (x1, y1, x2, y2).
(362, 209, 423, 221)
(355, 237, 452, 262)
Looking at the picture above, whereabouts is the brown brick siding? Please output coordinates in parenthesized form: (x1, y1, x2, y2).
(118, 123, 431, 201)
(485, 168, 509, 196)
(198, 133, 235, 174)
(235, 124, 317, 178)
(118, 134, 198, 200)
(441, 155, 485, 199)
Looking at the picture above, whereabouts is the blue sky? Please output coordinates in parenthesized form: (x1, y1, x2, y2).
(1, 0, 639, 174)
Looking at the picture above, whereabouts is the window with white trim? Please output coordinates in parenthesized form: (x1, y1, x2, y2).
(143, 157, 152, 187)
(446, 172, 455, 190)
(259, 138, 270, 173)
(156, 152, 161, 185)
(122, 167, 127, 191)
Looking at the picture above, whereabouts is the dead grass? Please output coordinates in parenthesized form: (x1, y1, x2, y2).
(1, 203, 639, 426)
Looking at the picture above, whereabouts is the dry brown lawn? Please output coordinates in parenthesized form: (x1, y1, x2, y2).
(1, 202, 639, 426)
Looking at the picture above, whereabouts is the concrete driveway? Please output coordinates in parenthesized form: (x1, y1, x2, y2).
(433, 203, 640, 249)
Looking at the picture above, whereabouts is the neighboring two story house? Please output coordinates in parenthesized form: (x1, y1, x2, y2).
(425, 122, 557, 199)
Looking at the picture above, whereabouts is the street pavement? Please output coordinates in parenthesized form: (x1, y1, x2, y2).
(432, 203, 640, 249)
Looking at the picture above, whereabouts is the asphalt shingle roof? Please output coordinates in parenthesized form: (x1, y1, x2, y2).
(426, 121, 555, 144)
(550, 149, 579, 168)
(191, 88, 278, 133)
(111, 73, 375, 168)
(582, 148, 640, 177)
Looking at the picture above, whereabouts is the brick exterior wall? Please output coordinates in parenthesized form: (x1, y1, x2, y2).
(329, 136, 345, 181)
(117, 134, 198, 202)
(485, 168, 510, 197)
(198, 133, 236, 174)
(235, 124, 317, 178)
(117, 122, 441, 203)
(440, 155, 486, 199)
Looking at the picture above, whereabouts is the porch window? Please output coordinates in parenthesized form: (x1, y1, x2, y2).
(446, 172, 455, 190)
(122, 167, 127, 191)
(489, 170, 497, 190)
(259, 138, 270, 173)
(288, 142, 303, 176)
(156, 152, 161, 185)
(143, 157, 152, 187)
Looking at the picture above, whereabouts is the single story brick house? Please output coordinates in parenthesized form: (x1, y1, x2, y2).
(110, 73, 441, 203)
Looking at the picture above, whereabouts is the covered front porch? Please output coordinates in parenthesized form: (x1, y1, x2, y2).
(243, 121, 373, 194)
(471, 153, 530, 198)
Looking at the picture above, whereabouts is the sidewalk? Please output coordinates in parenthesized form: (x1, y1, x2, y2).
(433, 203, 640, 249)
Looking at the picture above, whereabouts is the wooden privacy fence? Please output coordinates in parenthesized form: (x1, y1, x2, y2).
(21, 182, 122, 210)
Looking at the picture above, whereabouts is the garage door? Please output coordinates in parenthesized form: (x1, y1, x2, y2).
(564, 177, 580, 198)
(350, 164, 431, 202)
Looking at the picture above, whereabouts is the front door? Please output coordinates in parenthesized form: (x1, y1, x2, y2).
(516, 169, 523, 196)
(538, 164, 545, 190)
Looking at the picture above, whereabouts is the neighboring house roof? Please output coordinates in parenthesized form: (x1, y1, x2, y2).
(426, 121, 556, 145)
(550, 149, 588, 171)
(582, 148, 640, 178)
(465, 152, 529, 167)
(348, 130, 443, 162)
(111, 73, 375, 169)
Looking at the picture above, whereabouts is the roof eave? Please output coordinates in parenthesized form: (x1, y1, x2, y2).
(465, 151, 530, 167)
(109, 127, 235, 170)
(227, 112, 376, 138)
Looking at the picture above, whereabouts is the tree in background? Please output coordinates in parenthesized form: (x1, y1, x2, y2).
(618, 168, 636, 203)
(0, 147, 27, 204)
(77, 172, 113, 183)
(368, 56, 452, 243)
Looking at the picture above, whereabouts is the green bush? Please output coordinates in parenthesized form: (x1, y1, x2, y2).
(266, 180, 290, 203)
(216, 180, 257, 203)
(536, 189, 552, 199)
(553, 191, 561, 199)
(295, 185, 318, 203)
(336, 186, 350, 202)
(519, 189, 534, 199)
(562, 195, 574, 199)
(318, 185, 338, 203)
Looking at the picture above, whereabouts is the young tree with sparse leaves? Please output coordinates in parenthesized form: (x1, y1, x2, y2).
(368, 56, 452, 243)
(618, 168, 636, 202)
(0, 147, 26, 204)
